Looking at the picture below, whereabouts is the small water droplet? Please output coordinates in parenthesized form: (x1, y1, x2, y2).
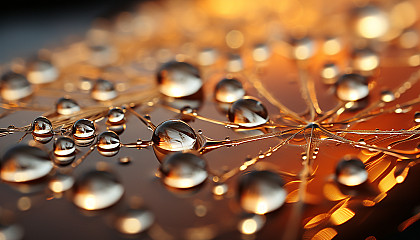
(91, 79, 117, 101)
(0, 145, 53, 182)
(157, 61, 202, 97)
(198, 48, 217, 66)
(213, 182, 228, 196)
(415, 112, 420, 123)
(214, 78, 245, 103)
(253, 43, 271, 62)
(72, 170, 124, 210)
(72, 119, 95, 139)
(152, 120, 197, 151)
(321, 63, 340, 84)
(352, 48, 379, 72)
(49, 173, 75, 193)
(31, 116, 53, 143)
(53, 136, 76, 156)
(228, 97, 269, 127)
(160, 151, 207, 189)
(119, 156, 131, 165)
(0, 72, 33, 101)
(336, 73, 369, 101)
(291, 37, 315, 60)
(380, 90, 395, 103)
(238, 214, 266, 235)
(56, 97, 80, 115)
(226, 54, 243, 72)
(97, 131, 121, 157)
(238, 170, 287, 214)
(107, 107, 125, 124)
(27, 60, 58, 84)
(335, 156, 368, 186)
(115, 208, 155, 234)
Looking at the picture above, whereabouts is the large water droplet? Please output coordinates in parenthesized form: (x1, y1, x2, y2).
(56, 97, 80, 115)
(336, 73, 369, 101)
(27, 60, 59, 84)
(214, 78, 245, 103)
(72, 170, 124, 210)
(31, 116, 53, 143)
(97, 131, 121, 157)
(152, 120, 197, 151)
(335, 156, 368, 186)
(238, 170, 287, 214)
(160, 152, 207, 189)
(49, 173, 75, 193)
(228, 97, 268, 127)
(0, 72, 32, 101)
(0, 145, 53, 182)
(107, 107, 125, 124)
(353, 5, 390, 39)
(72, 119, 96, 139)
(91, 79, 117, 101)
(157, 61, 202, 97)
(115, 208, 155, 234)
(53, 136, 76, 156)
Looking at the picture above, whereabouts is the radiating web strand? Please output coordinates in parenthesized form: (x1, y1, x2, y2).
(126, 106, 156, 131)
(296, 61, 321, 121)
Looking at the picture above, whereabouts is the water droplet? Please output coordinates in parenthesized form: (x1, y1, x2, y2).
(152, 120, 197, 151)
(157, 61, 202, 97)
(160, 151, 207, 189)
(0, 145, 53, 182)
(238, 214, 266, 235)
(107, 107, 125, 124)
(49, 173, 75, 193)
(352, 48, 379, 72)
(228, 97, 268, 127)
(252, 43, 271, 62)
(380, 90, 395, 103)
(72, 170, 124, 210)
(226, 54, 243, 72)
(0, 72, 32, 101)
(107, 123, 126, 135)
(119, 156, 131, 165)
(214, 78, 245, 103)
(291, 37, 315, 60)
(72, 119, 96, 139)
(91, 79, 117, 101)
(335, 156, 368, 186)
(53, 136, 76, 156)
(353, 5, 390, 39)
(56, 97, 80, 115)
(27, 60, 59, 84)
(414, 112, 420, 123)
(336, 73, 369, 101)
(212, 183, 228, 196)
(238, 170, 287, 214)
(321, 63, 340, 84)
(115, 208, 155, 234)
(97, 131, 121, 157)
(31, 116, 53, 143)
(198, 48, 217, 66)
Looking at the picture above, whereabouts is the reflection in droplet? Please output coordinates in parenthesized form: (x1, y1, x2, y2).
(238, 214, 265, 235)
(414, 112, 420, 123)
(49, 173, 75, 193)
(31, 116, 54, 143)
(27, 60, 58, 84)
(160, 152, 207, 189)
(115, 208, 155, 234)
(107, 107, 125, 124)
(0, 145, 53, 182)
(238, 170, 287, 214)
(97, 131, 121, 157)
(72, 119, 96, 139)
(0, 72, 33, 101)
(321, 63, 340, 84)
(228, 97, 268, 127)
(335, 73, 369, 101)
(354, 5, 390, 39)
(352, 48, 379, 72)
(214, 78, 245, 103)
(380, 90, 395, 103)
(335, 156, 368, 186)
(72, 170, 124, 210)
(56, 97, 80, 115)
(53, 136, 76, 156)
(157, 61, 202, 97)
(91, 79, 117, 101)
(152, 120, 197, 151)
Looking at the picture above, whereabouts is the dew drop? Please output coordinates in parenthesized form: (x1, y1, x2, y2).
(56, 97, 80, 115)
(53, 136, 76, 156)
(0, 72, 33, 101)
(226, 54, 243, 72)
(214, 78, 245, 103)
(107, 107, 125, 124)
(31, 116, 53, 143)
(335, 156, 368, 186)
(115, 208, 155, 234)
(321, 63, 340, 84)
(414, 112, 420, 123)
(97, 131, 121, 157)
(291, 37, 315, 60)
(49, 173, 75, 193)
(252, 43, 271, 62)
(157, 61, 202, 97)
(107, 124, 126, 135)
(72, 170, 124, 210)
(352, 48, 379, 72)
(380, 90, 395, 103)
(238, 170, 287, 214)
(152, 120, 197, 151)
(119, 156, 131, 165)
(159, 151, 207, 189)
(0, 145, 53, 182)
(228, 97, 269, 127)
(353, 5, 390, 39)
(27, 60, 59, 84)
(336, 73, 369, 101)
(238, 214, 266, 235)
(212, 182, 228, 196)
(91, 79, 117, 101)
(72, 119, 96, 139)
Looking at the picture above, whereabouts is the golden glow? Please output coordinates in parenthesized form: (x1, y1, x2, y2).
(304, 213, 329, 229)
(50, 181, 65, 193)
(408, 54, 420, 67)
(354, 54, 379, 71)
(330, 207, 355, 225)
(225, 30, 244, 49)
(312, 228, 338, 240)
(120, 217, 142, 234)
(84, 195, 97, 210)
(390, 1, 417, 30)
(378, 167, 397, 192)
(323, 183, 347, 201)
(356, 14, 389, 39)
(322, 67, 337, 79)
(240, 219, 258, 234)
(256, 201, 268, 215)
(17, 197, 31, 211)
(212, 184, 227, 196)
(323, 38, 341, 55)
